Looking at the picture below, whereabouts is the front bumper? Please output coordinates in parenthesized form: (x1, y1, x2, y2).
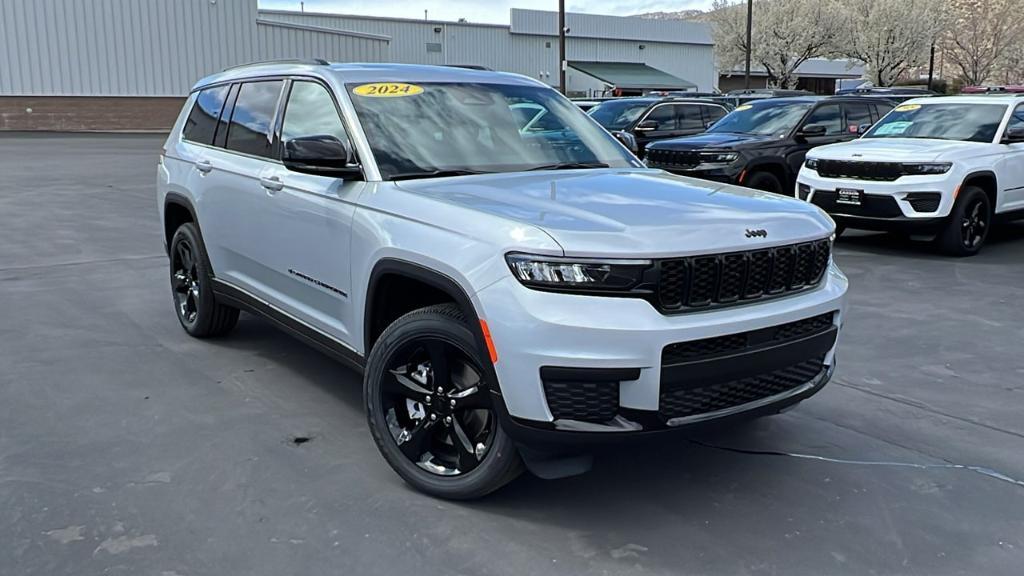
(475, 263, 848, 446)
(796, 167, 956, 231)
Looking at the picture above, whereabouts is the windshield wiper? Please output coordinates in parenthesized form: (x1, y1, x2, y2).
(389, 169, 492, 181)
(525, 162, 610, 171)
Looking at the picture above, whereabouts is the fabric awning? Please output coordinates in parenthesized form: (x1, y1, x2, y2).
(568, 61, 697, 91)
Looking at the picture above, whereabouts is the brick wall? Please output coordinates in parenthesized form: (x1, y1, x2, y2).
(0, 96, 186, 132)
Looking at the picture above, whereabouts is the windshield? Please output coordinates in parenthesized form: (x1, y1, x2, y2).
(346, 82, 636, 180)
(587, 100, 654, 131)
(707, 101, 813, 137)
(864, 103, 1007, 143)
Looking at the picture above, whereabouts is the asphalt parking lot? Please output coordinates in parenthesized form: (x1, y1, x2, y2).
(2, 133, 1023, 576)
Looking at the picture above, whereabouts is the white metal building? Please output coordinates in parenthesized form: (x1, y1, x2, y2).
(0, 0, 716, 130)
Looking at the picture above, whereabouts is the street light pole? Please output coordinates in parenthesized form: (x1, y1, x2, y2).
(927, 42, 936, 91)
(744, 0, 753, 89)
(559, 0, 567, 94)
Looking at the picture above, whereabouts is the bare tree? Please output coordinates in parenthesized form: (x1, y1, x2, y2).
(944, 0, 1024, 86)
(710, 0, 841, 89)
(833, 0, 945, 86)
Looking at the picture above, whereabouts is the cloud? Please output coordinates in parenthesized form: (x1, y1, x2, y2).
(258, 0, 715, 24)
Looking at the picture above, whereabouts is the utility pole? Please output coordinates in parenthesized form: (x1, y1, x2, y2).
(927, 42, 936, 91)
(559, 0, 567, 94)
(744, 0, 753, 89)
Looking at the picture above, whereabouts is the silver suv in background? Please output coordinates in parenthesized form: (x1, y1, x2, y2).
(158, 61, 848, 498)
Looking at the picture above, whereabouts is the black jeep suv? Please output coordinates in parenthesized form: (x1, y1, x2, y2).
(645, 96, 894, 195)
(587, 97, 731, 157)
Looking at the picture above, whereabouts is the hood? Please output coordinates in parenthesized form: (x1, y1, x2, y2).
(648, 132, 780, 151)
(395, 169, 833, 257)
(810, 138, 984, 162)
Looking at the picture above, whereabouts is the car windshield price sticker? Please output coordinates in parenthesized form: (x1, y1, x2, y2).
(874, 121, 911, 136)
(352, 83, 424, 97)
(894, 104, 921, 112)
(735, 104, 753, 111)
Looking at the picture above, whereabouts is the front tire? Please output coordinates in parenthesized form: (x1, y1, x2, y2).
(745, 171, 784, 195)
(364, 304, 523, 499)
(169, 223, 239, 337)
(936, 186, 991, 256)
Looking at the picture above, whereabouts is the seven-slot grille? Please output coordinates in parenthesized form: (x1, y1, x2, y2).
(645, 149, 702, 170)
(816, 159, 903, 181)
(656, 239, 831, 312)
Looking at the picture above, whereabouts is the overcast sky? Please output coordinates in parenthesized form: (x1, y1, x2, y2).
(258, 1, 717, 23)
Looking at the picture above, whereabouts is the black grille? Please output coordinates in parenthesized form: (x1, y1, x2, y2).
(811, 190, 903, 218)
(906, 192, 941, 213)
(543, 380, 618, 423)
(659, 356, 825, 419)
(656, 239, 831, 313)
(646, 149, 702, 170)
(817, 159, 904, 181)
(662, 312, 835, 365)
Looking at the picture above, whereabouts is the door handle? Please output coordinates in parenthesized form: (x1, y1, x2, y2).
(195, 160, 213, 173)
(260, 176, 284, 192)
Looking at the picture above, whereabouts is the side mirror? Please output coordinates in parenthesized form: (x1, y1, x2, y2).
(1003, 127, 1024, 144)
(611, 130, 639, 154)
(635, 120, 659, 132)
(857, 123, 873, 135)
(798, 124, 828, 138)
(283, 135, 361, 178)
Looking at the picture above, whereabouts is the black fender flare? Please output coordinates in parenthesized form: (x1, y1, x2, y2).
(163, 192, 206, 257)
(363, 258, 506, 394)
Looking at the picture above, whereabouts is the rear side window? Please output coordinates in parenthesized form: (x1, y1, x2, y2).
(182, 85, 230, 145)
(674, 105, 705, 131)
(225, 80, 284, 158)
(844, 102, 873, 133)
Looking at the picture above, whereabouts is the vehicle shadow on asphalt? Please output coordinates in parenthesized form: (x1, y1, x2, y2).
(835, 220, 1024, 261)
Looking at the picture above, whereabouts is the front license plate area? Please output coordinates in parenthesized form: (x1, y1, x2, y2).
(836, 188, 863, 206)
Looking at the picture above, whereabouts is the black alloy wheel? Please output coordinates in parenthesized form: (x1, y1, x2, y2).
(172, 240, 201, 328)
(937, 186, 990, 257)
(168, 223, 239, 337)
(960, 195, 989, 251)
(382, 336, 494, 476)
(365, 304, 522, 499)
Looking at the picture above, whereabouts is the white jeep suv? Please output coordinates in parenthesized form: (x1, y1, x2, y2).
(158, 61, 847, 498)
(797, 95, 1024, 255)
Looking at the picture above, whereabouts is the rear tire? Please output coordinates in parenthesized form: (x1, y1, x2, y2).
(745, 171, 784, 195)
(364, 304, 523, 499)
(169, 223, 239, 337)
(936, 186, 991, 257)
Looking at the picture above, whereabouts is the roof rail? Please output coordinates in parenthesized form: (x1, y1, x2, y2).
(222, 58, 329, 72)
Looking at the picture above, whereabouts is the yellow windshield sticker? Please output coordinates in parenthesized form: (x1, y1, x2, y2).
(894, 103, 921, 112)
(352, 83, 424, 97)
(735, 104, 753, 111)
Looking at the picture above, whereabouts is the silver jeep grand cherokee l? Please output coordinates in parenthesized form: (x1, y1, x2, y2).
(158, 61, 848, 499)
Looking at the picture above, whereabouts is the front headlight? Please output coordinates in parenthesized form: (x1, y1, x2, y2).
(698, 151, 738, 164)
(505, 253, 652, 292)
(901, 162, 952, 175)
(805, 157, 819, 170)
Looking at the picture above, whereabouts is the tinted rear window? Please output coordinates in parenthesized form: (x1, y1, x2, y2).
(225, 80, 284, 158)
(182, 85, 230, 145)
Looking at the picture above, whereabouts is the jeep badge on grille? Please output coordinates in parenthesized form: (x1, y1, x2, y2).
(745, 229, 768, 238)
